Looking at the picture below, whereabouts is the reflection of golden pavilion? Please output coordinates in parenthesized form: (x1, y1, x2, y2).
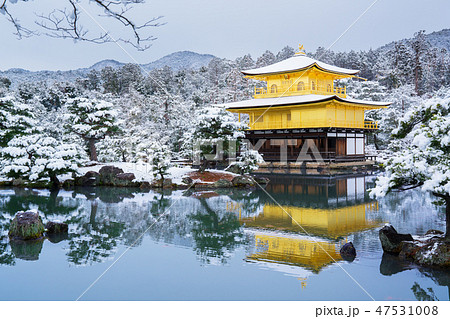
(240, 202, 380, 239)
(247, 230, 342, 273)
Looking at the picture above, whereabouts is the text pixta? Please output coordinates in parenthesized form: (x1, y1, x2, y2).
(316, 306, 359, 317)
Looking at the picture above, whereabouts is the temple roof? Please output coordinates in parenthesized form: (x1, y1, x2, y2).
(218, 94, 390, 110)
(242, 54, 359, 76)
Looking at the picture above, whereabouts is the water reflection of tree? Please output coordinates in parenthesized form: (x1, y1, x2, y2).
(411, 282, 439, 301)
(190, 198, 243, 264)
(65, 201, 126, 265)
(0, 188, 81, 266)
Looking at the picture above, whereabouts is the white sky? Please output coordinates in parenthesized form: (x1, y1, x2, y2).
(0, 0, 449, 71)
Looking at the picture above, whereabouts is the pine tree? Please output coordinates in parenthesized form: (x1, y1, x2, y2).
(256, 50, 276, 67)
(150, 140, 172, 182)
(371, 96, 450, 238)
(1, 134, 81, 186)
(0, 97, 35, 147)
(66, 98, 120, 162)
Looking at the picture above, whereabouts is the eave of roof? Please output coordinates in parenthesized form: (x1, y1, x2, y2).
(217, 94, 390, 110)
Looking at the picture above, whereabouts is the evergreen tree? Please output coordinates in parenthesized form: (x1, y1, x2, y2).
(0, 97, 35, 147)
(371, 96, 450, 238)
(256, 50, 276, 67)
(1, 134, 81, 186)
(66, 98, 120, 161)
(276, 46, 295, 62)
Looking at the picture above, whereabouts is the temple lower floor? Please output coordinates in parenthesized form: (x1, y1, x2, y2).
(245, 127, 370, 162)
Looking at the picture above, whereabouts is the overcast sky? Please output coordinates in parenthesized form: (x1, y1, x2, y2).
(1, 0, 449, 71)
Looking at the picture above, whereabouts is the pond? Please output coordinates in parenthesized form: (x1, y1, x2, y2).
(0, 174, 448, 301)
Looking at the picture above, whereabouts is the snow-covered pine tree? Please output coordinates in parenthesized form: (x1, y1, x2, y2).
(66, 98, 120, 162)
(149, 140, 172, 182)
(256, 50, 276, 68)
(190, 107, 247, 171)
(0, 97, 35, 147)
(275, 46, 295, 62)
(1, 134, 82, 186)
(371, 95, 450, 238)
(234, 148, 264, 175)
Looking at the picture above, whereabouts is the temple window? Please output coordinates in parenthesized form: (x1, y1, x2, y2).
(270, 84, 277, 93)
(297, 81, 305, 91)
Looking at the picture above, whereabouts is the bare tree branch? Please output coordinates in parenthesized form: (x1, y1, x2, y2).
(0, 0, 35, 39)
(1, 0, 164, 50)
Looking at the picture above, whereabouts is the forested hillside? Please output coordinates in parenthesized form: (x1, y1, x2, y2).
(0, 29, 449, 173)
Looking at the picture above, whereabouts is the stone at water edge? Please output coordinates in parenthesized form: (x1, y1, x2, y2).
(214, 179, 233, 188)
(379, 224, 414, 255)
(45, 221, 68, 234)
(231, 175, 256, 188)
(98, 165, 124, 186)
(225, 163, 243, 175)
(8, 211, 45, 240)
(340, 242, 356, 261)
(181, 176, 193, 185)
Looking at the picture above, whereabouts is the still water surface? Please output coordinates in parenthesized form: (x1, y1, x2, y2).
(0, 174, 448, 301)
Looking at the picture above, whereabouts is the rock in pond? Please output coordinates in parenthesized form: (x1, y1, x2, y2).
(45, 221, 68, 234)
(214, 179, 233, 188)
(340, 242, 356, 261)
(379, 224, 413, 255)
(8, 211, 45, 241)
(181, 176, 193, 185)
(231, 175, 256, 188)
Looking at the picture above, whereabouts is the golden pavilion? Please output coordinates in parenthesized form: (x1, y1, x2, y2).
(230, 175, 382, 273)
(221, 45, 390, 162)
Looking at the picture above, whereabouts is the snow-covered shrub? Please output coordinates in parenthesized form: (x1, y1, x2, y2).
(1, 134, 82, 185)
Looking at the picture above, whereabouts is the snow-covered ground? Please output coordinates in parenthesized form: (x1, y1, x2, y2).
(73, 162, 194, 184)
(72, 162, 238, 184)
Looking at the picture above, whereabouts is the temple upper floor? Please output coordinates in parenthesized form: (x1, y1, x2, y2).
(242, 48, 359, 99)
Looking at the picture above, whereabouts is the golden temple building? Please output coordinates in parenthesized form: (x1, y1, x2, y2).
(246, 230, 343, 273)
(220, 45, 390, 162)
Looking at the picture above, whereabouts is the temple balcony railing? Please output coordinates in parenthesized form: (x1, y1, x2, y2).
(246, 119, 378, 130)
(254, 84, 346, 99)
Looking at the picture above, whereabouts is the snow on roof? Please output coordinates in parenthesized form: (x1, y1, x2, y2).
(217, 94, 390, 109)
(242, 55, 359, 76)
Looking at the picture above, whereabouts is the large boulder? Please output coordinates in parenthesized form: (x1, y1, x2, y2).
(76, 171, 100, 186)
(114, 173, 137, 187)
(379, 224, 414, 255)
(8, 211, 45, 240)
(181, 176, 193, 185)
(225, 163, 243, 175)
(340, 242, 356, 261)
(214, 179, 233, 188)
(414, 240, 450, 268)
(231, 175, 256, 188)
(98, 166, 124, 186)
